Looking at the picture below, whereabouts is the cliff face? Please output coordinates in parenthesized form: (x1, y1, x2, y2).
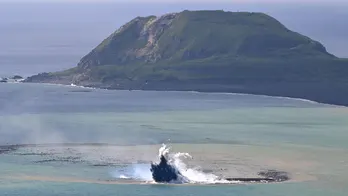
(78, 13, 178, 69)
(25, 10, 348, 106)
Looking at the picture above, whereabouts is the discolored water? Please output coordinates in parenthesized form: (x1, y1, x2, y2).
(0, 83, 347, 196)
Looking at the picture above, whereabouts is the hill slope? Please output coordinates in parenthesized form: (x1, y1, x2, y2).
(25, 10, 348, 106)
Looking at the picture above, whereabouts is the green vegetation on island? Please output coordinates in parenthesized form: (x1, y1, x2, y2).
(25, 10, 348, 106)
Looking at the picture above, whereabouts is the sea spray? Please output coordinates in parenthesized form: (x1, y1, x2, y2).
(155, 144, 230, 184)
(111, 163, 153, 181)
(114, 144, 233, 184)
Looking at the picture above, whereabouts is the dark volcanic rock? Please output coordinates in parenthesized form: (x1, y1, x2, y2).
(149, 153, 290, 184)
(150, 155, 181, 183)
(258, 170, 290, 182)
(34, 156, 82, 164)
(225, 170, 289, 183)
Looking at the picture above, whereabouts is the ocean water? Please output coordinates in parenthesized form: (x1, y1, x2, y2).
(0, 83, 347, 196)
(1, 2, 348, 195)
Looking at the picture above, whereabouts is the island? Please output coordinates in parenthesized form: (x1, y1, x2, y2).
(25, 10, 348, 106)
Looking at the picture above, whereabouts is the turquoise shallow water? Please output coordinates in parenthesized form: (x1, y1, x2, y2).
(1, 182, 346, 196)
(0, 83, 347, 195)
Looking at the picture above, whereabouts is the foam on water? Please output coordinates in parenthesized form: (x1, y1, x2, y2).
(113, 144, 236, 184)
(111, 163, 153, 181)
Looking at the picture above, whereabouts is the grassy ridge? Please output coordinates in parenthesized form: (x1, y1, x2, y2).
(25, 10, 348, 105)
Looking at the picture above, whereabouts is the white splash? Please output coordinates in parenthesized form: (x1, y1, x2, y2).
(113, 144, 237, 184)
(156, 144, 233, 184)
(111, 163, 153, 181)
(119, 175, 130, 179)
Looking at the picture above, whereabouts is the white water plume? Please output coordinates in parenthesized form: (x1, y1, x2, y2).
(115, 144, 234, 184)
(158, 144, 231, 184)
(111, 163, 153, 181)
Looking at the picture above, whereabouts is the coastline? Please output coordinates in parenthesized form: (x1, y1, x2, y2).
(15, 81, 346, 108)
